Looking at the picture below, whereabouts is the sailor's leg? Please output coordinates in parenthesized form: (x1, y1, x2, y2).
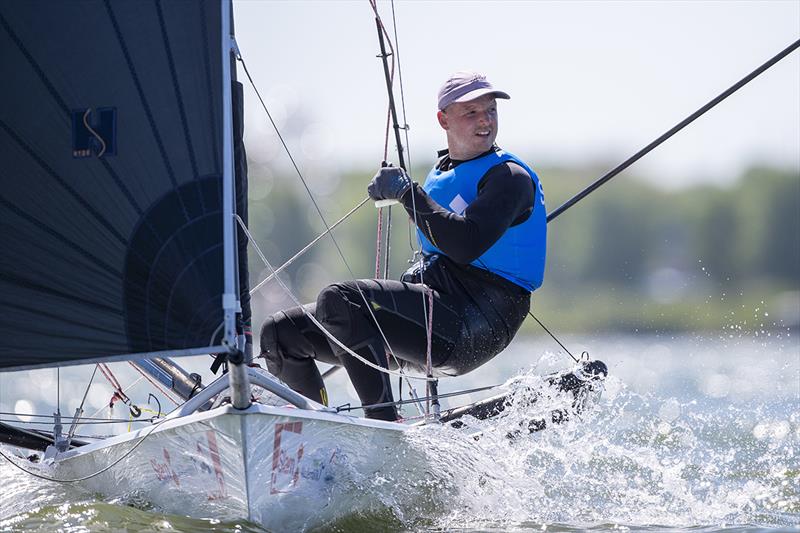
(316, 284, 397, 420)
(259, 304, 334, 405)
(315, 279, 470, 420)
(322, 280, 464, 365)
(337, 341, 398, 421)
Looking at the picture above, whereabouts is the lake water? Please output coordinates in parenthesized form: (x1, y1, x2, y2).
(0, 331, 798, 532)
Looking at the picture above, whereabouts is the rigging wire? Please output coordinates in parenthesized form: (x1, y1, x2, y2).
(388, 0, 420, 269)
(0, 419, 165, 483)
(249, 197, 371, 296)
(335, 383, 500, 413)
(0, 412, 130, 421)
(527, 311, 579, 364)
(389, 0, 412, 174)
(547, 37, 800, 222)
(127, 362, 181, 406)
(526, 37, 800, 365)
(235, 50, 429, 413)
(369, 0, 435, 413)
(236, 215, 435, 383)
(369, 0, 397, 164)
(0, 418, 152, 426)
(66, 365, 98, 442)
(370, 1, 397, 282)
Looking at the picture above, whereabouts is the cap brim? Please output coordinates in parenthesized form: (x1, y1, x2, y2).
(451, 88, 511, 104)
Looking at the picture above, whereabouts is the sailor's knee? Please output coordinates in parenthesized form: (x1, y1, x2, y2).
(259, 313, 283, 376)
(316, 284, 349, 319)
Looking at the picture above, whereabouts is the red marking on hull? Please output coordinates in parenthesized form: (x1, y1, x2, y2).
(270, 421, 304, 494)
(150, 447, 180, 487)
(205, 430, 228, 500)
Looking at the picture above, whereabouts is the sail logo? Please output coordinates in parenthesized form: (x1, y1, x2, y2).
(71, 107, 116, 158)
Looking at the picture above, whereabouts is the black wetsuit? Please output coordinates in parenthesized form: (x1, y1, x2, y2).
(259, 146, 536, 420)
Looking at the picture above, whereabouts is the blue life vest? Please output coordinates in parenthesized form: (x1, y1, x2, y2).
(418, 149, 546, 292)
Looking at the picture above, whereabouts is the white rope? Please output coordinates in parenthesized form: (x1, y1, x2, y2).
(372, 0, 432, 384)
(236, 215, 435, 382)
(0, 418, 164, 483)
(237, 55, 427, 408)
(249, 198, 369, 297)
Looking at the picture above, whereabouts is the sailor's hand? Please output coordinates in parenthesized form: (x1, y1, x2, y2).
(367, 162, 413, 202)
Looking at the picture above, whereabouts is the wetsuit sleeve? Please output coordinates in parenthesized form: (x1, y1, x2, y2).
(400, 162, 535, 264)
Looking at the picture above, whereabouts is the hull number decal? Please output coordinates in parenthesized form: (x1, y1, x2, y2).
(271, 421, 304, 494)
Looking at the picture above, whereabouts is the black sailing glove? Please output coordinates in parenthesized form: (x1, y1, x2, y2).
(367, 163, 413, 202)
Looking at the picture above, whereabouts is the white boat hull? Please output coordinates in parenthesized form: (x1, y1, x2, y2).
(51, 404, 409, 530)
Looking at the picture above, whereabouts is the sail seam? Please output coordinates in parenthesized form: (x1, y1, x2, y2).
(0, 11, 145, 217)
(0, 195, 123, 278)
(0, 120, 127, 245)
(199, 4, 221, 173)
(155, 0, 200, 186)
(103, 0, 191, 223)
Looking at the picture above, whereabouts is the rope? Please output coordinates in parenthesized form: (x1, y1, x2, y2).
(84, 376, 144, 422)
(528, 310, 579, 364)
(425, 286, 435, 414)
(547, 37, 800, 222)
(98, 363, 130, 407)
(374, 202, 384, 278)
(368, 0, 429, 412)
(236, 215, 435, 383)
(127, 362, 181, 406)
(335, 383, 500, 413)
(0, 419, 164, 483)
(249, 198, 370, 296)
(0, 418, 151, 426)
(237, 51, 431, 412)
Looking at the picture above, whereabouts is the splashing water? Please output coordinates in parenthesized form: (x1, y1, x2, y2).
(320, 377, 797, 532)
(320, 334, 799, 532)
(1, 334, 798, 532)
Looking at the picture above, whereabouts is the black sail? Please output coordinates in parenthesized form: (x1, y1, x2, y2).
(0, 0, 243, 370)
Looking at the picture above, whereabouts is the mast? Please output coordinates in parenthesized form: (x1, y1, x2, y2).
(221, 0, 250, 409)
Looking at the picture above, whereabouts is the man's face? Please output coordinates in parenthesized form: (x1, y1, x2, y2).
(437, 94, 498, 160)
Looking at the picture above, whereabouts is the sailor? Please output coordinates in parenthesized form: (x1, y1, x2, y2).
(260, 71, 546, 421)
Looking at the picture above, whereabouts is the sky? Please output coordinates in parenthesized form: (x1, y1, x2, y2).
(233, 0, 800, 189)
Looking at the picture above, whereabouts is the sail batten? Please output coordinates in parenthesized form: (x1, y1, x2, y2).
(0, 0, 241, 372)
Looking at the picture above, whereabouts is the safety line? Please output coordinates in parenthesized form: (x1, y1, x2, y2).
(336, 383, 500, 413)
(0, 418, 151, 426)
(0, 418, 165, 483)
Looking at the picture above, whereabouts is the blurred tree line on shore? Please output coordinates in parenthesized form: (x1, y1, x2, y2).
(246, 161, 799, 334)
